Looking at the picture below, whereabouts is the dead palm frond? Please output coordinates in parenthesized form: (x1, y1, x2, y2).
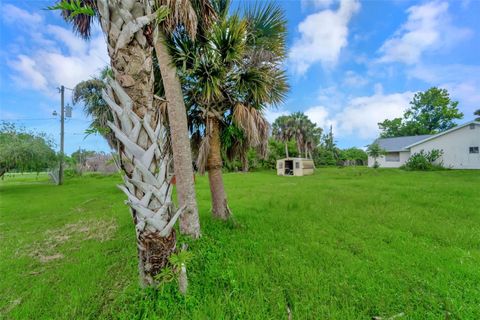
(155, 0, 216, 38)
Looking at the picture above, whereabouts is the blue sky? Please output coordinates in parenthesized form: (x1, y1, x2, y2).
(1, 0, 479, 154)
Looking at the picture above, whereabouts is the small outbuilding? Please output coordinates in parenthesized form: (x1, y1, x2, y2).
(276, 158, 314, 176)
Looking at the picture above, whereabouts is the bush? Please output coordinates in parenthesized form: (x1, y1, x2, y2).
(402, 149, 444, 171)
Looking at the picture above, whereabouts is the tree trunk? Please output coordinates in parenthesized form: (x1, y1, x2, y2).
(96, 1, 181, 286)
(284, 142, 289, 158)
(241, 153, 249, 172)
(154, 31, 201, 238)
(206, 117, 230, 220)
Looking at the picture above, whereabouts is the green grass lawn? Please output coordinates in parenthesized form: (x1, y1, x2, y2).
(1, 168, 479, 319)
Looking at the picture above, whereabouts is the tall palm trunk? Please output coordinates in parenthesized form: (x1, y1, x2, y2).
(96, 0, 183, 286)
(154, 31, 201, 238)
(206, 117, 230, 219)
(284, 142, 289, 158)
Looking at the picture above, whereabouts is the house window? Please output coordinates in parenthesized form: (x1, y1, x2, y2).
(470, 147, 479, 154)
(295, 162, 300, 169)
(469, 124, 476, 130)
(278, 162, 283, 169)
(385, 152, 400, 162)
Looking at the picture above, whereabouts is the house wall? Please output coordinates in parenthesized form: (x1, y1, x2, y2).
(368, 151, 410, 168)
(410, 123, 480, 169)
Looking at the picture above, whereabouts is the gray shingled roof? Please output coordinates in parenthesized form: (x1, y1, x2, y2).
(374, 135, 433, 152)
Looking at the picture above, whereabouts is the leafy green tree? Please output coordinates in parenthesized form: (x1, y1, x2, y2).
(378, 87, 463, 137)
(340, 148, 368, 166)
(0, 122, 56, 177)
(475, 109, 480, 121)
(313, 125, 340, 166)
(71, 149, 96, 166)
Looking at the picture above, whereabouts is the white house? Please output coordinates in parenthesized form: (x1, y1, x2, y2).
(368, 121, 480, 169)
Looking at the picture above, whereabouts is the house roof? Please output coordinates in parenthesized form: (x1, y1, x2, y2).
(404, 121, 480, 149)
(374, 135, 433, 152)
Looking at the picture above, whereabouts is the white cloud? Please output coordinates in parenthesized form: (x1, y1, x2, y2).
(307, 88, 413, 139)
(343, 70, 368, 87)
(1, 4, 43, 26)
(289, 0, 360, 75)
(378, 1, 472, 64)
(305, 106, 336, 129)
(5, 4, 109, 94)
(270, 87, 413, 140)
(334, 91, 413, 139)
(9, 55, 48, 91)
(46, 25, 88, 53)
(408, 64, 480, 115)
(264, 108, 289, 125)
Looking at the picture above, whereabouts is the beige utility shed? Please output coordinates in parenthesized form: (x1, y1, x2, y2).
(276, 158, 314, 176)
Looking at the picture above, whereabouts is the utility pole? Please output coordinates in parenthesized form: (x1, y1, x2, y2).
(59, 85, 65, 185)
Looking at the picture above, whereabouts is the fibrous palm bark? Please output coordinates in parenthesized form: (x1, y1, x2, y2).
(205, 117, 230, 219)
(154, 31, 201, 237)
(95, 0, 183, 286)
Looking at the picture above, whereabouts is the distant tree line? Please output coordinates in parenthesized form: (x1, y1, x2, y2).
(222, 113, 367, 171)
(0, 122, 57, 178)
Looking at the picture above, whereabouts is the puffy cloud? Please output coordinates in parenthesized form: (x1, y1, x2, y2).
(289, 0, 360, 75)
(333, 91, 413, 139)
(264, 108, 289, 125)
(1, 4, 43, 26)
(343, 70, 368, 87)
(267, 87, 413, 140)
(4, 4, 109, 94)
(409, 64, 480, 114)
(305, 106, 336, 129)
(9, 55, 48, 91)
(378, 1, 471, 64)
(310, 87, 413, 139)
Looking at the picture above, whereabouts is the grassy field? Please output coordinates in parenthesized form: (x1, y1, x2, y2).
(1, 168, 479, 319)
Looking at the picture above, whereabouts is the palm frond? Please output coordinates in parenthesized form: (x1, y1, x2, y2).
(72, 77, 116, 148)
(232, 103, 269, 157)
(210, 0, 230, 20)
(210, 14, 247, 65)
(196, 129, 211, 174)
(57, 0, 97, 39)
(244, 2, 287, 58)
(155, 0, 216, 38)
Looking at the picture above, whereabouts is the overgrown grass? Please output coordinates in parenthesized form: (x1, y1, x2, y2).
(1, 168, 479, 319)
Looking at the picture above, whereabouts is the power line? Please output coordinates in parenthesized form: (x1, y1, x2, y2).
(1, 118, 57, 121)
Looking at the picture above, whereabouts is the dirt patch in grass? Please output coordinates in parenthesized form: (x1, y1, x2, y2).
(25, 218, 117, 263)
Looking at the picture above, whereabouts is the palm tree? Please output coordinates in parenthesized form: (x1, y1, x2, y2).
(170, 1, 288, 219)
(55, 0, 210, 286)
(72, 67, 115, 148)
(272, 115, 294, 158)
(366, 142, 386, 168)
(475, 109, 480, 121)
(152, 0, 215, 239)
(272, 113, 321, 159)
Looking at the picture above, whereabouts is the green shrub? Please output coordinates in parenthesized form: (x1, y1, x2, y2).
(402, 149, 444, 171)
